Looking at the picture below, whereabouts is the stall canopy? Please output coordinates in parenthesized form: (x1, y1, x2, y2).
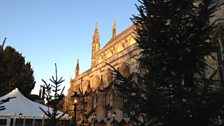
(0, 88, 68, 118)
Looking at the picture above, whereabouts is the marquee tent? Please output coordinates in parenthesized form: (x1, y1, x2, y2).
(0, 88, 68, 119)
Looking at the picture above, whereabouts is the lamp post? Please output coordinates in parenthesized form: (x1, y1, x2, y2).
(93, 113, 96, 126)
(74, 100, 77, 126)
(112, 112, 116, 120)
(71, 92, 81, 126)
(111, 112, 116, 126)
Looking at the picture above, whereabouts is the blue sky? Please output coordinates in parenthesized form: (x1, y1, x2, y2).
(0, 0, 139, 95)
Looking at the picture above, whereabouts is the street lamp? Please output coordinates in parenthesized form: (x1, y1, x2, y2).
(71, 92, 81, 126)
(112, 112, 116, 119)
(93, 113, 96, 126)
(111, 112, 117, 126)
(19, 113, 22, 119)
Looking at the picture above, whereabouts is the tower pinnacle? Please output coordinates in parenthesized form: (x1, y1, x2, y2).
(92, 22, 100, 67)
(95, 22, 98, 32)
(93, 22, 99, 42)
(75, 59, 79, 78)
(112, 19, 116, 39)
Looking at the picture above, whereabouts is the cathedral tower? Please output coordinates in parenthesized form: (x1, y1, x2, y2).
(91, 23, 100, 67)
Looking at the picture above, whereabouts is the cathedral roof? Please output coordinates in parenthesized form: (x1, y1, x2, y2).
(101, 25, 135, 52)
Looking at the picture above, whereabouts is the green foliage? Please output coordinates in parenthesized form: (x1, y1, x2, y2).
(113, 0, 224, 126)
(0, 40, 35, 96)
(40, 63, 65, 126)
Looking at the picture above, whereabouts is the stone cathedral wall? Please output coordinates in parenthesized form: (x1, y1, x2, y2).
(64, 24, 140, 123)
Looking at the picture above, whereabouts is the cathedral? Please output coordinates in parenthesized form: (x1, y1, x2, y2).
(63, 21, 139, 125)
(63, 3, 224, 125)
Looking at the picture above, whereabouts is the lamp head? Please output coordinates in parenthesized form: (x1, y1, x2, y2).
(93, 113, 96, 118)
(112, 112, 116, 118)
(19, 113, 22, 118)
(71, 92, 81, 105)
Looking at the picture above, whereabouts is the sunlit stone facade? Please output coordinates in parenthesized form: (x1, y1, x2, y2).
(64, 21, 139, 125)
(63, 4, 224, 125)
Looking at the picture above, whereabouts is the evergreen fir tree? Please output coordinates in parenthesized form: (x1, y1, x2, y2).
(40, 63, 65, 126)
(113, 0, 224, 125)
(0, 38, 35, 96)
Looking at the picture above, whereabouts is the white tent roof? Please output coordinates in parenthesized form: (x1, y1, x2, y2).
(0, 88, 68, 119)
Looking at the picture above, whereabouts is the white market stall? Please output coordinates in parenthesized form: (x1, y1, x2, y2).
(0, 88, 70, 126)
